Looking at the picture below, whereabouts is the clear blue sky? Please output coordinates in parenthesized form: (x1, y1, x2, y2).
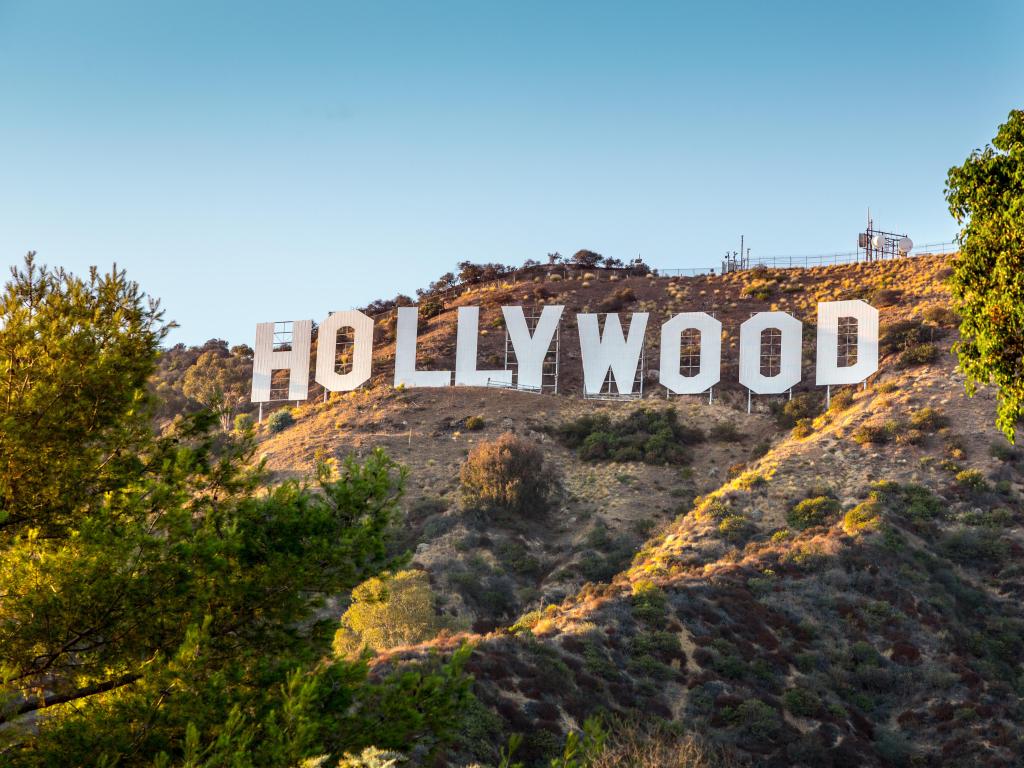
(2, 1, 1021, 345)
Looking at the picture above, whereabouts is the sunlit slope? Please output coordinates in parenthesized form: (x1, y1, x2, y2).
(258, 255, 1024, 765)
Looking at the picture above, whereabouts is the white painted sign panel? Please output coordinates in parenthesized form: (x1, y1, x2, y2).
(394, 307, 452, 388)
(738, 311, 803, 394)
(314, 310, 374, 392)
(659, 312, 722, 394)
(815, 300, 879, 386)
(577, 312, 649, 396)
(252, 320, 312, 402)
(455, 306, 512, 387)
(251, 302, 881, 402)
(502, 305, 564, 390)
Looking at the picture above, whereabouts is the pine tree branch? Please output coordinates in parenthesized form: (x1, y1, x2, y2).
(0, 672, 141, 724)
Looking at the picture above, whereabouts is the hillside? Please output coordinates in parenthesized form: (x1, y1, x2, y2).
(249, 255, 1023, 766)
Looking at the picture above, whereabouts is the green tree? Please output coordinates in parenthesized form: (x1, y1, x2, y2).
(946, 108, 1024, 443)
(333, 570, 449, 656)
(0, 255, 471, 765)
(459, 432, 556, 516)
(0, 253, 167, 530)
(182, 343, 254, 429)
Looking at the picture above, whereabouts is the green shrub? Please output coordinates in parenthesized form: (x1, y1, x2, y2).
(958, 507, 1013, 527)
(791, 418, 814, 439)
(899, 342, 939, 367)
(734, 471, 767, 490)
(788, 495, 841, 530)
(267, 408, 294, 433)
(718, 514, 754, 543)
(333, 570, 449, 655)
(842, 501, 882, 536)
(941, 528, 1008, 566)
(881, 319, 925, 354)
(955, 468, 988, 490)
(851, 421, 895, 444)
(421, 515, 455, 540)
(990, 441, 1024, 463)
(873, 729, 915, 766)
(595, 286, 637, 313)
(631, 581, 668, 626)
(459, 432, 555, 516)
(728, 699, 781, 742)
(693, 496, 730, 522)
(922, 304, 958, 327)
(778, 392, 821, 427)
(783, 687, 821, 717)
(509, 610, 542, 634)
(556, 407, 703, 465)
(233, 412, 254, 432)
(829, 387, 855, 412)
(496, 539, 542, 576)
(419, 295, 445, 319)
(869, 481, 944, 522)
(630, 630, 680, 659)
(908, 406, 948, 431)
(870, 287, 903, 306)
(464, 415, 485, 431)
(336, 748, 406, 767)
(709, 421, 741, 441)
(741, 280, 775, 300)
(449, 564, 517, 618)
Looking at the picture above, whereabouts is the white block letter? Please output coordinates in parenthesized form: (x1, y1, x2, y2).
(739, 311, 802, 394)
(251, 320, 312, 402)
(394, 307, 452, 388)
(816, 300, 879, 385)
(455, 306, 513, 387)
(659, 312, 722, 394)
(502, 305, 564, 391)
(315, 310, 374, 392)
(577, 313, 649, 395)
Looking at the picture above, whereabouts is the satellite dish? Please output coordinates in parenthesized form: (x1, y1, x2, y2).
(871, 234, 886, 250)
(898, 236, 913, 254)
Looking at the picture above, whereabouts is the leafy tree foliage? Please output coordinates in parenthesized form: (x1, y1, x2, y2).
(570, 250, 604, 268)
(181, 342, 254, 429)
(946, 109, 1024, 442)
(333, 570, 450, 656)
(152, 339, 255, 426)
(556, 408, 704, 465)
(0, 255, 470, 765)
(459, 432, 556, 517)
(268, 407, 296, 433)
(0, 253, 167, 530)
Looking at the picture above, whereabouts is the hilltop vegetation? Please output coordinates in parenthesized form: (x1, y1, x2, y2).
(4, 109, 1024, 765)
(235, 245, 1024, 766)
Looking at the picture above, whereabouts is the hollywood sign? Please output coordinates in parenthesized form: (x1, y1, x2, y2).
(250, 301, 878, 402)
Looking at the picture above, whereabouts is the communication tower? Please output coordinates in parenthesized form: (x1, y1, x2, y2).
(721, 235, 751, 274)
(858, 210, 913, 262)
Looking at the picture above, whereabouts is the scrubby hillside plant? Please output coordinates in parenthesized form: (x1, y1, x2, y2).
(556, 407, 703, 465)
(334, 570, 451, 656)
(842, 500, 882, 536)
(787, 495, 841, 530)
(946, 108, 1024, 443)
(460, 432, 556, 516)
(268, 407, 295, 433)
